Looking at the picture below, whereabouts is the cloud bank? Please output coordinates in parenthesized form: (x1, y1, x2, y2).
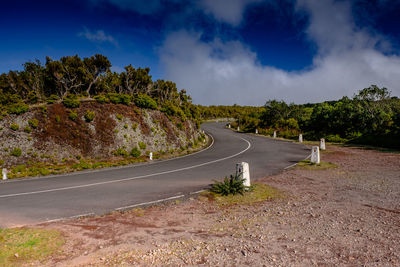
(79, 28, 118, 46)
(159, 0, 400, 105)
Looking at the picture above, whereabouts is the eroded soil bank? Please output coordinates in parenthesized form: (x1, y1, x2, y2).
(30, 145, 400, 266)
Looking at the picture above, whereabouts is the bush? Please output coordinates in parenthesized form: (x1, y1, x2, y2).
(94, 94, 108, 104)
(176, 122, 183, 130)
(10, 123, 19, 131)
(210, 173, 246, 196)
(10, 147, 22, 157)
(107, 93, 131, 105)
(62, 96, 80, 108)
(8, 103, 29, 115)
(161, 101, 185, 119)
(138, 142, 146, 150)
(130, 147, 141, 157)
(24, 126, 32, 133)
(69, 111, 78, 121)
(55, 115, 61, 123)
(123, 124, 128, 129)
(84, 110, 95, 122)
(47, 94, 59, 104)
(116, 114, 123, 120)
(134, 94, 157, 109)
(132, 123, 138, 131)
(28, 118, 39, 128)
(114, 148, 128, 157)
(27, 91, 39, 104)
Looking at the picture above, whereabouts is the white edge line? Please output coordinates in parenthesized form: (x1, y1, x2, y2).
(0, 136, 250, 198)
(0, 130, 215, 184)
(115, 194, 185, 211)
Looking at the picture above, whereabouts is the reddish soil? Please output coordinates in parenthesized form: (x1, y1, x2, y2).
(34, 145, 399, 266)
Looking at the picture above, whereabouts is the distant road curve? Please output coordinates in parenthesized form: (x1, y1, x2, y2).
(0, 122, 309, 227)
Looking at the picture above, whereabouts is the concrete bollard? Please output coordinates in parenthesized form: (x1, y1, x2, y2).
(320, 138, 326, 150)
(236, 162, 250, 187)
(149, 152, 153, 161)
(237, 127, 240, 131)
(273, 131, 277, 138)
(311, 146, 320, 164)
(255, 129, 258, 134)
(299, 134, 303, 143)
(228, 124, 231, 128)
(2, 168, 8, 180)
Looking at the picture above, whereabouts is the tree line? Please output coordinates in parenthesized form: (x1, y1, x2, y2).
(233, 85, 400, 148)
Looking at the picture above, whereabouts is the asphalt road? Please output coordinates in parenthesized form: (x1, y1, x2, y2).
(0, 123, 309, 227)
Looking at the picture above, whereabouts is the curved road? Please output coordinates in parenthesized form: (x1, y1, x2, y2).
(0, 123, 309, 227)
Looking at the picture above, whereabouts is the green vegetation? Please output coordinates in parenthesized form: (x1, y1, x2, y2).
(204, 183, 282, 206)
(10, 147, 22, 157)
(84, 110, 95, 122)
(116, 114, 123, 120)
(130, 147, 141, 157)
(8, 103, 29, 115)
(113, 147, 128, 157)
(230, 85, 400, 149)
(138, 141, 146, 150)
(62, 95, 80, 108)
(210, 173, 246, 196)
(68, 111, 78, 121)
(10, 123, 19, 131)
(28, 118, 39, 128)
(0, 228, 63, 267)
(134, 94, 157, 109)
(23, 126, 32, 133)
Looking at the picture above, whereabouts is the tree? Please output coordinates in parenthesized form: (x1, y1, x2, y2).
(83, 54, 111, 97)
(23, 59, 46, 102)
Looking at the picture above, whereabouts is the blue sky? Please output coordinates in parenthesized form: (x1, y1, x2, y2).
(1, 0, 400, 105)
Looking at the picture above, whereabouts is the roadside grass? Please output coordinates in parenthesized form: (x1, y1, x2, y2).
(0, 228, 64, 267)
(297, 159, 338, 170)
(201, 183, 283, 206)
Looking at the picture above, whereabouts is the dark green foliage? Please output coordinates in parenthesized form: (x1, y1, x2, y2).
(138, 142, 146, 150)
(24, 126, 32, 133)
(84, 110, 95, 122)
(113, 148, 128, 157)
(161, 101, 185, 119)
(55, 115, 61, 123)
(46, 95, 59, 104)
(107, 93, 131, 105)
(134, 94, 157, 109)
(68, 111, 78, 121)
(176, 122, 183, 130)
(210, 173, 246, 196)
(94, 94, 108, 104)
(8, 103, 29, 115)
(130, 147, 141, 157)
(10, 123, 19, 131)
(28, 118, 39, 128)
(62, 96, 80, 108)
(10, 147, 22, 157)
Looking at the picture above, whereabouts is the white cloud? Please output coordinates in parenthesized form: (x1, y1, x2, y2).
(159, 0, 400, 105)
(198, 0, 262, 26)
(78, 28, 118, 46)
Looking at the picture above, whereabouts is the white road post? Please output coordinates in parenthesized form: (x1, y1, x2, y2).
(237, 127, 240, 131)
(255, 129, 258, 134)
(228, 124, 231, 128)
(2, 168, 8, 180)
(311, 146, 320, 164)
(273, 131, 277, 138)
(320, 138, 326, 150)
(236, 162, 251, 187)
(149, 152, 153, 161)
(299, 134, 303, 143)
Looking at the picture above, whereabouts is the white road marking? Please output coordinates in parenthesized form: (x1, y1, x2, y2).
(0, 136, 251, 198)
(115, 194, 185, 211)
(189, 190, 206, 195)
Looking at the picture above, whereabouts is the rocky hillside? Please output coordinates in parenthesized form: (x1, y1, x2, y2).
(0, 101, 204, 172)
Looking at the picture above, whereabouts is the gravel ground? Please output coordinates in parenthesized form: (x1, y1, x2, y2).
(36, 144, 400, 266)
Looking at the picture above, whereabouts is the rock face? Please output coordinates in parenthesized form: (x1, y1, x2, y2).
(0, 101, 201, 167)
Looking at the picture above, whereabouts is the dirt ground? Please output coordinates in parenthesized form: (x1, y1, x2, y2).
(34, 145, 399, 266)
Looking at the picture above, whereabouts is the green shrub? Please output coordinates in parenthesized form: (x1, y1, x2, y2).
(116, 114, 123, 120)
(130, 147, 141, 157)
(62, 96, 80, 108)
(138, 142, 146, 150)
(132, 123, 138, 131)
(47, 94, 59, 104)
(84, 110, 95, 122)
(134, 94, 157, 109)
(55, 115, 61, 123)
(28, 118, 39, 128)
(161, 101, 185, 119)
(94, 94, 108, 104)
(8, 103, 29, 115)
(176, 122, 183, 130)
(114, 148, 128, 157)
(107, 93, 131, 105)
(10, 147, 22, 157)
(151, 127, 155, 132)
(40, 105, 47, 114)
(69, 111, 78, 121)
(10, 123, 19, 131)
(124, 124, 128, 129)
(24, 126, 32, 133)
(210, 173, 246, 196)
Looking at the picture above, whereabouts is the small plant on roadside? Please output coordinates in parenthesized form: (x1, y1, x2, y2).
(55, 115, 61, 123)
(116, 114, 123, 120)
(114, 147, 128, 157)
(210, 173, 246, 196)
(94, 94, 108, 104)
(124, 124, 128, 129)
(62, 95, 80, 108)
(130, 147, 141, 157)
(24, 126, 32, 133)
(8, 103, 29, 115)
(10, 123, 19, 131)
(132, 123, 138, 131)
(28, 118, 39, 128)
(47, 94, 59, 104)
(84, 110, 95, 122)
(10, 147, 22, 157)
